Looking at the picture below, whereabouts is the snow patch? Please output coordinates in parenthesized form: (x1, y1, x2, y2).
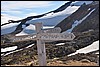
(1, 46, 17, 52)
(88, 8, 91, 11)
(26, 6, 80, 26)
(67, 20, 79, 32)
(66, 8, 95, 32)
(2, 48, 23, 56)
(22, 24, 26, 28)
(1, 22, 21, 35)
(26, 44, 34, 48)
(71, 1, 93, 6)
(68, 40, 99, 56)
(56, 43, 65, 46)
(16, 24, 54, 36)
(1, 26, 17, 35)
(1, 43, 35, 56)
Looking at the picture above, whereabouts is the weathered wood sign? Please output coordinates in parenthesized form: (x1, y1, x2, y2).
(11, 23, 76, 66)
(38, 33, 75, 41)
(41, 27, 61, 33)
(35, 23, 75, 66)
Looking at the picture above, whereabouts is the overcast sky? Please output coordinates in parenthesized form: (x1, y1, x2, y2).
(1, 1, 68, 19)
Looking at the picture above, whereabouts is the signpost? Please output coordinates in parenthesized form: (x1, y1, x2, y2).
(41, 27, 61, 33)
(11, 22, 76, 66)
(12, 34, 36, 42)
(11, 27, 61, 42)
(38, 33, 75, 41)
(35, 23, 47, 66)
(35, 23, 75, 66)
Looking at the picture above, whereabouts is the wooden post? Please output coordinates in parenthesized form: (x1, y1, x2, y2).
(35, 23, 47, 66)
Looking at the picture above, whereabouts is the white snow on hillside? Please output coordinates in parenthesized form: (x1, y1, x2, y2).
(15, 24, 54, 36)
(1, 23, 21, 35)
(68, 40, 99, 56)
(1, 5, 80, 35)
(1, 44, 35, 56)
(66, 8, 95, 32)
(1, 1, 94, 35)
(1, 48, 23, 56)
(1, 14, 21, 31)
(26, 44, 34, 48)
(41, 6, 80, 19)
(25, 6, 80, 26)
(1, 46, 17, 52)
(70, 1, 93, 6)
(1, 14, 22, 35)
(67, 20, 79, 32)
(1, 26, 16, 35)
(56, 43, 65, 46)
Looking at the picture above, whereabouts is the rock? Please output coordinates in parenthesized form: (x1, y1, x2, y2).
(80, 59, 91, 63)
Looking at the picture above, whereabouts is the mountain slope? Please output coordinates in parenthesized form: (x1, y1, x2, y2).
(55, 1, 99, 33)
(2, 1, 93, 35)
(1, 1, 74, 35)
(72, 4, 99, 32)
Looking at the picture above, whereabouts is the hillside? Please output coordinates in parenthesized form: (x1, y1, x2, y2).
(55, 1, 99, 33)
(1, 1, 99, 66)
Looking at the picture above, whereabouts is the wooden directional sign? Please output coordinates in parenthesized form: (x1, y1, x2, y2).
(38, 33, 75, 41)
(11, 34, 36, 42)
(35, 23, 47, 66)
(41, 27, 61, 33)
(10, 23, 76, 66)
(11, 27, 61, 42)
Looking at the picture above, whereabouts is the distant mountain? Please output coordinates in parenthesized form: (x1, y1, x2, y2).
(1, 1, 93, 35)
(1, 1, 73, 35)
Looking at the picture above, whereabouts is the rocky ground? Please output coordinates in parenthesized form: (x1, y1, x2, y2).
(1, 30, 99, 66)
(1, 53, 99, 66)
